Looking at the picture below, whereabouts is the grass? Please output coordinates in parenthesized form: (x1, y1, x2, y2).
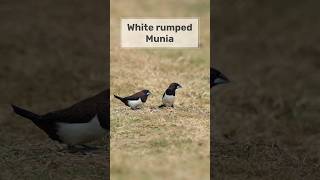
(212, 0, 320, 179)
(0, 142, 107, 180)
(110, 0, 210, 179)
(0, 0, 107, 179)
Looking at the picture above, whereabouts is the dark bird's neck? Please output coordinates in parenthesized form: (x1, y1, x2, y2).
(140, 95, 148, 102)
(165, 88, 176, 96)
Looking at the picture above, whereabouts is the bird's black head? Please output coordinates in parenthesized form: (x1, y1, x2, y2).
(168, 83, 182, 90)
(142, 89, 151, 96)
(211, 68, 229, 87)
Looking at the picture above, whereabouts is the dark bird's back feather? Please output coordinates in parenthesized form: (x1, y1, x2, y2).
(11, 90, 110, 143)
(12, 105, 40, 122)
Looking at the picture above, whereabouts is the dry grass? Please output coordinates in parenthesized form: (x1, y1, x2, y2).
(110, 0, 210, 179)
(212, 1, 320, 179)
(0, 0, 107, 179)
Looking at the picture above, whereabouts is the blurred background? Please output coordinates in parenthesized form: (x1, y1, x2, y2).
(212, 1, 320, 179)
(0, 1, 108, 179)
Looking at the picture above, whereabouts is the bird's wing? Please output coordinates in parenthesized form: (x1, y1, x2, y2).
(42, 90, 108, 124)
(97, 102, 109, 129)
(123, 96, 141, 101)
(42, 103, 97, 124)
(124, 91, 144, 101)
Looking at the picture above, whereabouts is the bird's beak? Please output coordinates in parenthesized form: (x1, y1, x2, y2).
(178, 85, 182, 89)
(214, 74, 230, 85)
(147, 92, 152, 96)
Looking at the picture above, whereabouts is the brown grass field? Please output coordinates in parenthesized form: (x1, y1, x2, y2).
(110, 0, 210, 179)
(0, 1, 108, 179)
(212, 1, 320, 179)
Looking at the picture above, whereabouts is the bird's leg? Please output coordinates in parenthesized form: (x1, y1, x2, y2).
(80, 144, 99, 151)
(67, 145, 81, 153)
(66, 145, 95, 154)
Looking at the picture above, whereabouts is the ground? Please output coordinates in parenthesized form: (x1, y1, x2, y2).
(110, 0, 210, 179)
(0, 1, 108, 179)
(212, 1, 320, 179)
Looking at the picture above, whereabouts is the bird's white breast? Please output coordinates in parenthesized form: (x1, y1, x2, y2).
(57, 115, 106, 145)
(163, 94, 175, 106)
(127, 98, 143, 109)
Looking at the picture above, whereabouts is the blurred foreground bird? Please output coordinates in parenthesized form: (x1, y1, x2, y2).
(114, 89, 151, 110)
(211, 68, 229, 87)
(12, 90, 109, 152)
(159, 83, 182, 108)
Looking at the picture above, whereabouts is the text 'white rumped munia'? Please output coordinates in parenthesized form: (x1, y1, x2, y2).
(121, 18, 199, 48)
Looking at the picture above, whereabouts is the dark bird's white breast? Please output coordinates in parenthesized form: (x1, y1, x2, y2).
(163, 94, 175, 106)
(57, 115, 106, 145)
(127, 98, 143, 109)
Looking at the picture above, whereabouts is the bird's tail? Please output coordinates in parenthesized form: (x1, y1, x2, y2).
(11, 105, 41, 122)
(114, 95, 125, 102)
(158, 104, 165, 108)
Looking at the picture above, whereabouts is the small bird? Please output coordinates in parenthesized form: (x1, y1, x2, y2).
(159, 83, 182, 108)
(114, 89, 151, 110)
(211, 68, 229, 87)
(11, 90, 109, 151)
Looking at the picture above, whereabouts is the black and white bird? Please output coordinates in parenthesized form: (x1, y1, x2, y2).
(159, 83, 182, 108)
(114, 89, 151, 110)
(11, 90, 109, 150)
(211, 68, 229, 87)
